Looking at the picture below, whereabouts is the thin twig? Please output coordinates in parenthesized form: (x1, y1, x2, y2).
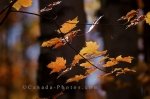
(9, 10, 125, 26)
(6, 10, 106, 72)
(0, 0, 17, 25)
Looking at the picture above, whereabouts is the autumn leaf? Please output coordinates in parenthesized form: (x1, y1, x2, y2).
(117, 9, 148, 29)
(103, 55, 133, 67)
(13, 0, 32, 10)
(145, 12, 150, 25)
(94, 50, 107, 57)
(66, 75, 86, 83)
(41, 38, 64, 49)
(71, 41, 104, 66)
(47, 57, 66, 73)
(80, 41, 99, 56)
(85, 68, 97, 75)
(42, 30, 80, 49)
(72, 55, 82, 66)
(126, 15, 145, 29)
(99, 56, 109, 63)
(112, 68, 122, 73)
(116, 55, 134, 63)
(57, 17, 79, 34)
(118, 9, 138, 21)
(123, 68, 136, 73)
(103, 59, 118, 67)
(80, 62, 93, 68)
(112, 68, 136, 76)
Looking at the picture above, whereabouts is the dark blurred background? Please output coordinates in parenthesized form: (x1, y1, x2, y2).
(0, 0, 150, 99)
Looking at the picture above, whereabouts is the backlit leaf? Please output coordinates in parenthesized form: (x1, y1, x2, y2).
(103, 55, 133, 67)
(13, 0, 32, 10)
(116, 55, 134, 63)
(103, 59, 118, 67)
(57, 17, 79, 34)
(66, 75, 86, 83)
(71, 55, 82, 66)
(145, 12, 150, 25)
(80, 62, 93, 68)
(41, 38, 64, 49)
(42, 30, 80, 49)
(85, 68, 97, 75)
(47, 57, 66, 73)
(80, 41, 99, 56)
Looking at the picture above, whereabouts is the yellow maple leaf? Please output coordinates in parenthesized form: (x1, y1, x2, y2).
(116, 55, 133, 63)
(71, 41, 103, 66)
(80, 62, 93, 68)
(66, 75, 86, 83)
(57, 17, 79, 34)
(13, 0, 32, 10)
(145, 12, 150, 25)
(80, 41, 99, 56)
(47, 57, 66, 73)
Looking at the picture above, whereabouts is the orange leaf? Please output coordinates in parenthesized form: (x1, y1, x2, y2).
(80, 41, 99, 56)
(80, 62, 93, 68)
(66, 75, 86, 83)
(103, 55, 133, 67)
(123, 68, 136, 73)
(41, 38, 64, 49)
(99, 56, 109, 63)
(72, 55, 82, 66)
(103, 59, 118, 67)
(145, 12, 150, 25)
(57, 17, 79, 34)
(47, 57, 66, 73)
(114, 68, 136, 76)
(42, 30, 80, 49)
(116, 55, 133, 63)
(13, 0, 32, 10)
(85, 68, 97, 75)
